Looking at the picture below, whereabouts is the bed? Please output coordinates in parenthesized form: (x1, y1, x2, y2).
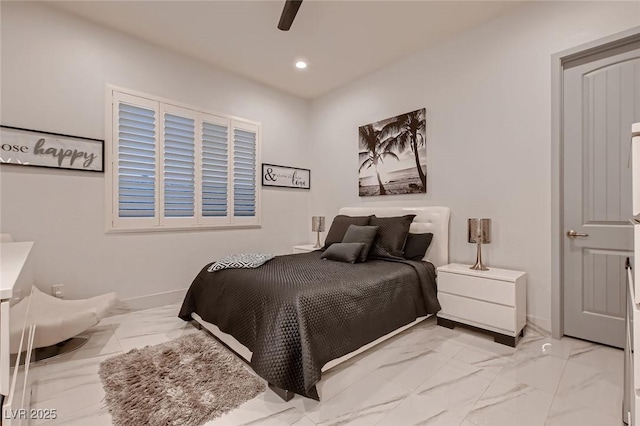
(178, 206, 450, 400)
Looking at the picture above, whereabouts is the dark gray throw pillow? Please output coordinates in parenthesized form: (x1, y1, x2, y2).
(403, 233, 434, 261)
(323, 215, 372, 248)
(341, 225, 379, 263)
(368, 214, 417, 259)
(320, 242, 366, 264)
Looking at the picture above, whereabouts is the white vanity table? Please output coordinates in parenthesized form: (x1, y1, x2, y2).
(1, 241, 35, 425)
(624, 122, 640, 425)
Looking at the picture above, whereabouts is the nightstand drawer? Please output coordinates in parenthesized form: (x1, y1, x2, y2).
(438, 272, 515, 306)
(438, 292, 515, 333)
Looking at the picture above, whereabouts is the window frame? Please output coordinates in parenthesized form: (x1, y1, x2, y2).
(105, 85, 261, 233)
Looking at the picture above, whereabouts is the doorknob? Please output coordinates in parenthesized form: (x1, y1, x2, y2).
(566, 229, 589, 238)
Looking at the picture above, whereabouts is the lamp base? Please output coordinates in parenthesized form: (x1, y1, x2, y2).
(469, 263, 489, 271)
(314, 231, 322, 249)
(470, 243, 489, 271)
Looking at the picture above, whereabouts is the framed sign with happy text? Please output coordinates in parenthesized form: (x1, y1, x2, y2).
(261, 163, 310, 189)
(0, 125, 104, 172)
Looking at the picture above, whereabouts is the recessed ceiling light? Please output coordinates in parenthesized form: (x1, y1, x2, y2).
(295, 60, 308, 69)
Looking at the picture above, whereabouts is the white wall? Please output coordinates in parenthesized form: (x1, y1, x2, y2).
(309, 1, 640, 331)
(2, 1, 638, 324)
(0, 2, 311, 302)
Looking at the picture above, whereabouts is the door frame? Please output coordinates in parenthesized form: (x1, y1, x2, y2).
(551, 26, 640, 340)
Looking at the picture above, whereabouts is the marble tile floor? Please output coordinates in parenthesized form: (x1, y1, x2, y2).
(25, 304, 625, 426)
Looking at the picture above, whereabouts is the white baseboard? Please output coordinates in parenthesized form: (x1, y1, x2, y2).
(107, 288, 188, 316)
(526, 315, 552, 336)
(108, 290, 554, 339)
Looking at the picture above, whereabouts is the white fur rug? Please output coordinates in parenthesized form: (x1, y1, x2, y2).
(99, 331, 265, 426)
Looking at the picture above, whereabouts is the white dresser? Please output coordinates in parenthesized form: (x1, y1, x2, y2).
(436, 263, 527, 347)
(623, 121, 640, 425)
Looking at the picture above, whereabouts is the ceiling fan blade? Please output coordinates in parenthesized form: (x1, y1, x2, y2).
(278, 0, 303, 31)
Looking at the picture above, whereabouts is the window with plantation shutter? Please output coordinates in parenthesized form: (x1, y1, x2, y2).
(107, 87, 260, 231)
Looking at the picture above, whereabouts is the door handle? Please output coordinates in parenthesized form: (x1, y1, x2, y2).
(566, 229, 589, 238)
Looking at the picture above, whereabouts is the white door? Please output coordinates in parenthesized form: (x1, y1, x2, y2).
(563, 42, 639, 348)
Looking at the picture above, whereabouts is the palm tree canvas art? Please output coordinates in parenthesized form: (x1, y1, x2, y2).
(358, 108, 426, 196)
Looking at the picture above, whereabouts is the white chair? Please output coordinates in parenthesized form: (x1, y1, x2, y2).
(9, 286, 117, 357)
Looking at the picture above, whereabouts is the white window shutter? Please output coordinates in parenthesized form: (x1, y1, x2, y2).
(200, 116, 229, 223)
(113, 93, 159, 228)
(232, 120, 259, 225)
(162, 107, 196, 225)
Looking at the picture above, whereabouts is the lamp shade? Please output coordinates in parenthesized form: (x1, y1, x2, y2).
(468, 218, 491, 244)
(312, 216, 325, 232)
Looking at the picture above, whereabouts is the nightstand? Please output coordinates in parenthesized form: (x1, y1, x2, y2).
(292, 244, 318, 254)
(436, 263, 527, 347)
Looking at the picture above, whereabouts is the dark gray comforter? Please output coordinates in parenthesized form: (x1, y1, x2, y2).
(178, 250, 440, 400)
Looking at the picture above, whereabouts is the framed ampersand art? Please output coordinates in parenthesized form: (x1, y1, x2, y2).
(261, 163, 310, 189)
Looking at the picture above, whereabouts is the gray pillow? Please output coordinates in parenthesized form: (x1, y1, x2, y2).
(341, 225, 379, 263)
(368, 214, 416, 259)
(320, 242, 366, 264)
(323, 215, 372, 248)
(403, 233, 433, 261)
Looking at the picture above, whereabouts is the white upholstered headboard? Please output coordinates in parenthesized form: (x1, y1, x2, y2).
(337, 206, 451, 267)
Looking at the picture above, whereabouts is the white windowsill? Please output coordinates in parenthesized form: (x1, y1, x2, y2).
(105, 224, 261, 234)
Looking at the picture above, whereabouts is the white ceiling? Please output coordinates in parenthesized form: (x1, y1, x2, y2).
(49, 1, 524, 99)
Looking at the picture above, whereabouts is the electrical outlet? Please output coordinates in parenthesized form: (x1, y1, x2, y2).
(52, 284, 64, 299)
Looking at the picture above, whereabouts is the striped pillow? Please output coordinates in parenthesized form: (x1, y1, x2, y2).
(208, 253, 275, 272)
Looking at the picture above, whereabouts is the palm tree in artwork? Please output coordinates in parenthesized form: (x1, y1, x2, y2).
(358, 124, 399, 195)
(380, 109, 426, 190)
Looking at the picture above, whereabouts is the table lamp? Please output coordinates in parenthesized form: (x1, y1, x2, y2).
(312, 216, 325, 248)
(468, 218, 491, 271)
